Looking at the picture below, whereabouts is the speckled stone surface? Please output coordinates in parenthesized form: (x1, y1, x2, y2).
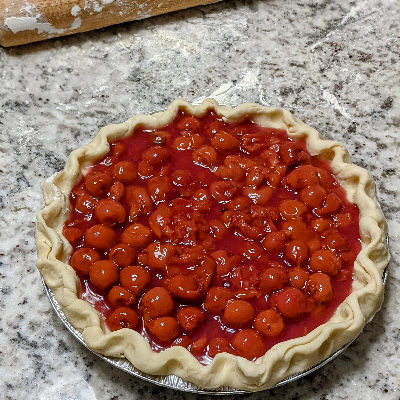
(0, 0, 399, 398)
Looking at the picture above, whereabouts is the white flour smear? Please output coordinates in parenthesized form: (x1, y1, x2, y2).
(322, 90, 353, 121)
(5, 16, 81, 34)
(4, 0, 82, 34)
(194, 70, 260, 105)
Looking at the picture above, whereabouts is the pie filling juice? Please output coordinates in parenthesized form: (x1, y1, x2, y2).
(63, 110, 361, 364)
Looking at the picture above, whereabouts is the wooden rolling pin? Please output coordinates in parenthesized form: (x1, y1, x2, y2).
(0, 0, 220, 47)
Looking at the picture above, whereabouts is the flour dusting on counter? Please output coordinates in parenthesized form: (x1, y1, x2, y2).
(194, 70, 260, 105)
(322, 90, 354, 121)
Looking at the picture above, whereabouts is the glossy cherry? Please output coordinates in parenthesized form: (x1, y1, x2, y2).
(107, 307, 139, 331)
(89, 260, 119, 291)
(70, 247, 101, 276)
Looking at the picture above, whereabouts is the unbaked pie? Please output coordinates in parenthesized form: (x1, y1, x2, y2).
(36, 99, 389, 391)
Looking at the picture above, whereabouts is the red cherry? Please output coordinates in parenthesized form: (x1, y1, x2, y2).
(208, 219, 228, 240)
(207, 120, 225, 136)
(63, 226, 85, 245)
(203, 287, 233, 314)
(177, 116, 200, 131)
(107, 307, 139, 331)
(85, 172, 113, 197)
(150, 130, 170, 145)
(173, 135, 203, 151)
(70, 248, 101, 276)
(262, 231, 286, 253)
(107, 286, 136, 308)
(285, 240, 308, 266)
(95, 199, 126, 226)
(171, 169, 192, 189)
(137, 160, 154, 178)
(121, 223, 152, 248)
(259, 265, 289, 294)
(282, 218, 310, 241)
(288, 266, 310, 290)
(85, 224, 117, 250)
(223, 300, 255, 328)
(279, 141, 310, 165)
(211, 131, 240, 153)
(192, 188, 211, 211)
(189, 336, 208, 356)
(241, 133, 266, 153)
(242, 241, 264, 261)
(300, 185, 327, 208)
(141, 287, 175, 320)
(147, 317, 179, 342)
(109, 243, 136, 268)
(75, 193, 97, 214)
(254, 309, 285, 338)
(306, 273, 333, 303)
(285, 165, 320, 190)
(142, 146, 170, 166)
(210, 180, 239, 203)
(335, 213, 353, 228)
(271, 287, 308, 320)
(316, 193, 342, 216)
(192, 145, 218, 169)
(243, 186, 274, 206)
(208, 337, 236, 358)
(279, 200, 307, 220)
(120, 265, 150, 296)
(226, 195, 252, 211)
(311, 217, 332, 232)
(125, 186, 153, 219)
(148, 203, 172, 239)
(231, 329, 266, 360)
(110, 142, 125, 156)
(309, 249, 342, 277)
(210, 250, 238, 276)
(107, 181, 125, 201)
(89, 260, 119, 291)
(145, 242, 176, 271)
(176, 306, 205, 332)
(165, 274, 203, 302)
(113, 161, 137, 184)
(307, 237, 322, 253)
(147, 176, 171, 204)
(323, 233, 348, 251)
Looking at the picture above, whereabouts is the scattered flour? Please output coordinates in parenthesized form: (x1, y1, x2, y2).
(322, 90, 353, 121)
(71, 5, 81, 16)
(5, 14, 81, 34)
(194, 70, 260, 105)
(4, 0, 82, 34)
(6, 16, 66, 34)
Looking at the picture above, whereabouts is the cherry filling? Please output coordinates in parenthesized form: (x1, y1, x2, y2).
(64, 110, 361, 363)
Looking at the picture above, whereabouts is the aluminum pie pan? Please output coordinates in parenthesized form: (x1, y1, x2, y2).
(41, 262, 389, 395)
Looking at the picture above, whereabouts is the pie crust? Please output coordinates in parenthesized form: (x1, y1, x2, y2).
(36, 99, 389, 391)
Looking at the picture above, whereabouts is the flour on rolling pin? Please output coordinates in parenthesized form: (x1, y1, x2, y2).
(0, 0, 221, 47)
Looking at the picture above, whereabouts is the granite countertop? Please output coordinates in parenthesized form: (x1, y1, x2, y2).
(1, 0, 399, 398)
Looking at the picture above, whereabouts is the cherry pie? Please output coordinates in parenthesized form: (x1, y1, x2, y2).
(36, 99, 389, 391)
